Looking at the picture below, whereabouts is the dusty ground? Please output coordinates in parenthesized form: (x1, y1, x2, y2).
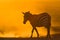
(0, 34, 60, 40)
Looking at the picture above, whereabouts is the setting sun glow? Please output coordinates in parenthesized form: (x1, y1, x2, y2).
(0, 0, 60, 37)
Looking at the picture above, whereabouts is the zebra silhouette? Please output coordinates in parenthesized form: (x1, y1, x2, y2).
(22, 11, 51, 38)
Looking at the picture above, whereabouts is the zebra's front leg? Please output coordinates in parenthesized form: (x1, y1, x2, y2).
(34, 27, 39, 37)
(31, 28, 34, 37)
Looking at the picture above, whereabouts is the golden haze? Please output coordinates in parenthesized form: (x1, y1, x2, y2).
(0, 0, 60, 37)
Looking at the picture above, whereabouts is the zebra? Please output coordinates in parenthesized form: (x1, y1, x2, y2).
(22, 11, 51, 38)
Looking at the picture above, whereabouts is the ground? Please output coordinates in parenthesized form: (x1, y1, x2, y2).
(0, 34, 60, 40)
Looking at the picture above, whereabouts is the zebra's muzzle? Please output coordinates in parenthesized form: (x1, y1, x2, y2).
(23, 21, 26, 24)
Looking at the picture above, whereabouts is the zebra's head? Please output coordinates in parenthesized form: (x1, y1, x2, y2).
(22, 11, 31, 24)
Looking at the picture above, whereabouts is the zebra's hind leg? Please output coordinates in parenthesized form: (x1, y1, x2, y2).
(47, 27, 51, 40)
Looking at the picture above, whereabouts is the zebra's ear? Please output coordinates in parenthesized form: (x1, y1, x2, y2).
(28, 11, 30, 13)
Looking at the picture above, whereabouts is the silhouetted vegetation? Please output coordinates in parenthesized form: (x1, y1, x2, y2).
(51, 26, 60, 32)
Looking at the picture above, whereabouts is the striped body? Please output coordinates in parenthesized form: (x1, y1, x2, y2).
(28, 13, 51, 28)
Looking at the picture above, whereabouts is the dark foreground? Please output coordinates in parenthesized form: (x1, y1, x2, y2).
(0, 34, 60, 40)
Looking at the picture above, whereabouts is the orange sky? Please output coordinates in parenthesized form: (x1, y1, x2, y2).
(0, 0, 60, 37)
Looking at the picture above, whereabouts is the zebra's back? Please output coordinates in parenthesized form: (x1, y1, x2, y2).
(36, 13, 51, 27)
